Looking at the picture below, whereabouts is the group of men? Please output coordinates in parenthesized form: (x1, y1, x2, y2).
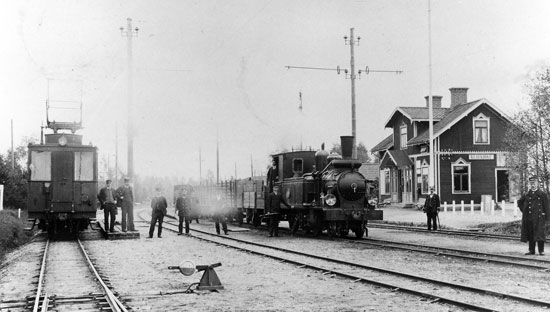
(423, 176, 550, 256)
(97, 177, 136, 234)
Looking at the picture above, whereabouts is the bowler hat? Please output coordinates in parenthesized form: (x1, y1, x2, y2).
(124, 177, 131, 181)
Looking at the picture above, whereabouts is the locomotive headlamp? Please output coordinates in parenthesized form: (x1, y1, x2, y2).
(325, 193, 337, 206)
(58, 135, 68, 146)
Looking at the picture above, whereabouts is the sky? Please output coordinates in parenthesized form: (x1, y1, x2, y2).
(2, 0, 550, 182)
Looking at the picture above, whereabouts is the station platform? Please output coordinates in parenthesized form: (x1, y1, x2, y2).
(97, 221, 140, 240)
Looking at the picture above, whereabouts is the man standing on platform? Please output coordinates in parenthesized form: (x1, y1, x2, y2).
(518, 176, 550, 255)
(117, 177, 136, 232)
(98, 179, 117, 233)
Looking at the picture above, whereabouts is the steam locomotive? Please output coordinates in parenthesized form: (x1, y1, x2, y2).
(27, 119, 98, 236)
(264, 136, 382, 238)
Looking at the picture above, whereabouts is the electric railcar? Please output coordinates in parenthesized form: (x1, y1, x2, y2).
(27, 121, 98, 236)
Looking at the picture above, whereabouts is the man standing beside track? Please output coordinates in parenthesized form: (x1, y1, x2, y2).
(149, 187, 168, 238)
(175, 189, 191, 235)
(518, 176, 550, 255)
(266, 185, 291, 237)
(98, 179, 117, 233)
(117, 177, 136, 232)
(423, 186, 440, 231)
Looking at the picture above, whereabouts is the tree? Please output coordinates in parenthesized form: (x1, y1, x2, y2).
(0, 137, 35, 209)
(504, 67, 550, 192)
(329, 142, 372, 163)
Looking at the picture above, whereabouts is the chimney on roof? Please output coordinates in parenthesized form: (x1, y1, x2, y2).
(424, 95, 442, 108)
(449, 88, 468, 109)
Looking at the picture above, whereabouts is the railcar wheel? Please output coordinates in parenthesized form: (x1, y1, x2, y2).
(353, 227, 365, 238)
(246, 209, 252, 224)
(339, 228, 349, 237)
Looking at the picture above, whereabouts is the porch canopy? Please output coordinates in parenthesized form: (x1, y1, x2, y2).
(380, 150, 413, 168)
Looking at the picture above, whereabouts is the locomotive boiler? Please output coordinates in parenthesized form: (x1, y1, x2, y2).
(268, 136, 383, 238)
(27, 118, 98, 236)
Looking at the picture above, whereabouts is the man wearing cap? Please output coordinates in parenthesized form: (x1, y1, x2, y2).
(518, 177, 550, 255)
(423, 186, 440, 231)
(149, 187, 168, 238)
(117, 177, 136, 232)
(175, 189, 191, 235)
(98, 179, 117, 233)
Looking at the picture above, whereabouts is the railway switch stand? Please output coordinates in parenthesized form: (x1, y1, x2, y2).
(169, 261, 224, 291)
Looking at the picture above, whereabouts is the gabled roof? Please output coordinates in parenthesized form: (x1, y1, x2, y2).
(371, 134, 393, 153)
(380, 149, 413, 168)
(384, 107, 448, 128)
(407, 98, 509, 146)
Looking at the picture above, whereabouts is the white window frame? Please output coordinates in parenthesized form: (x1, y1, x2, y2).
(451, 158, 471, 194)
(400, 123, 408, 149)
(421, 159, 429, 194)
(473, 113, 490, 145)
(380, 169, 391, 195)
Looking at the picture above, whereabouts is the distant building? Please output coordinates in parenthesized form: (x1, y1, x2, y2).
(371, 88, 519, 206)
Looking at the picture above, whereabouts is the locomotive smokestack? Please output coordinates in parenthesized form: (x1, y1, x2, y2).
(340, 136, 354, 160)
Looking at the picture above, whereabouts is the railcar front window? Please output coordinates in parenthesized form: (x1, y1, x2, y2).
(74, 151, 94, 181)
(30, 151, 51, 181)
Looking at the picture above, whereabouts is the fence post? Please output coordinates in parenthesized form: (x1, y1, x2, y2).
(452, 200, 456, 213)
(443, 201, 447, 213)
(470, 200, 474, 214)
(501, 200, 506, 216)
(513, 199, 518, 217)
(461, 200, 464, 214)
(480, 200, 484, 214)
(18, 208, 21, 219)
(491, 200, 495, 216)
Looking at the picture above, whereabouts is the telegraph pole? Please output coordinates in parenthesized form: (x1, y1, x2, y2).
(11, 119, 14, 172)
(428, 1, 435, 190)
(120, 18, 139, 179)
(286, 28, 401, 158)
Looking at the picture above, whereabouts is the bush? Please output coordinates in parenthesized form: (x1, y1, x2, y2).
(0, 209, 32, 260)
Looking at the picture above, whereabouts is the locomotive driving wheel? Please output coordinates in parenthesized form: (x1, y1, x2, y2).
(352, 225, 365, 238)
(327, 222, 337, 238)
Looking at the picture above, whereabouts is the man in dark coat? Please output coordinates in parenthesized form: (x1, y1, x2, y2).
(116, 177, 136, 232)
(266, 185, 291, 237)
(175, 189, 191, 235)
(213, 194, 228, 235)
(518, 177, 550, 255)
(98, 179, 117, 233)
(423, 186, 440, 231)
(266, 158, 279, 193)
(149, 187, 167, 238)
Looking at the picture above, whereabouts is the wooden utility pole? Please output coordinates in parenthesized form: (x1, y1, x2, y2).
(120, 18, 139, 179)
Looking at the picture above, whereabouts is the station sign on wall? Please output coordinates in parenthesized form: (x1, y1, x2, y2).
(468, 154, 494, 160)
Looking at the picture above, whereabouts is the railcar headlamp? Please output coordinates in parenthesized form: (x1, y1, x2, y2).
(325, 194, 337, 206)
(58, 135, 68, 146)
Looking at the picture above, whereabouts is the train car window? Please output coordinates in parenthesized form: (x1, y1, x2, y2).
(292, 158, 303, 174)
(30, 151, 51, 181)
(74, 151, 94, 181)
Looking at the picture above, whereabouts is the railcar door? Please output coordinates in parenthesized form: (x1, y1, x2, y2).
(51, 151, 74, 210)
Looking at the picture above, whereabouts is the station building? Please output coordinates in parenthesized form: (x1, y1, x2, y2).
(371, 87, 519, 206)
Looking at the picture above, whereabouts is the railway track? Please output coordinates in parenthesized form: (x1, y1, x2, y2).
(368, 222, 519, 241)
(151, 216, 550, 312)
(351, 237, 550, 270)
(30, 238, 128, 312)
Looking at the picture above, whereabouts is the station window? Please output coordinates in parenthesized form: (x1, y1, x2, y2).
(473, 114, 490, 144)
(452, 158, 471, 194)
(30, 151, 51, 181)
(400, 123, 407, 149)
